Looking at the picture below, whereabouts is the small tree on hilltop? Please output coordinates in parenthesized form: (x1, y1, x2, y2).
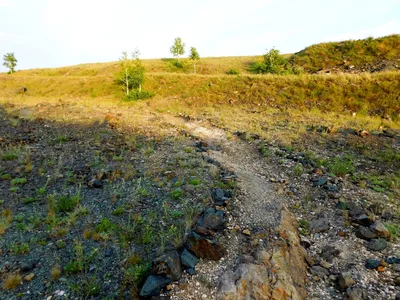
(3, 53, 17, 74)
(189, 47, 200, 74)
(117, 49, 144, 96)
(170, 37, 185, 62)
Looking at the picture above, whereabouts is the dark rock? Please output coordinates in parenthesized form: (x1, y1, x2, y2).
(194, 225, 212, 236)
(355, 226, 376, 240)
(337, 200, 348, 210)
(310, 217, 329, 233)
(224, 190, 233, 198)
(139, 275, 171, 297)
(338, 272, 355, 290)
(180, 248, 199, 269)
(195, 141, 208, 152)
(313, 177, 328, 187)
(186, 232, 226, 261)
(16, 86, 27, 94)
(186, 268, 196, 275)
(385, 257, 400, 264)
(211, 188, 226, 205)
(197, 208, 225, 230)
(321, 245, 340, 262)
(393, 264, 400, 272)
(370, 221, 391, 238)
(104, 248, 113, 257)
(352, 214, 374, 226)
(366, 239, 388, 252)
(345, 287, 364, 300)
(88, 178, 103, 188)
(395, 292, 400, 300)
(152, 250, 182, 281)
(395, 277, 400, 286)
(300, 237, 311, 249)
(348, 202, 365, 217)
(240, 255, 256, 264)
(324, 184, 339, 192)
(365, 259, 380, 269)
(20, 260, 35, 272)
(310, 265, 330, 278)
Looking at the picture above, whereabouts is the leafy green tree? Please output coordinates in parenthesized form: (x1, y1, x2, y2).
(251, 48, 299, 75)
(116, 49, 144, 95)
(189, 47, 200, 74)
(170, 37, 185, 62)
(3, 53, 17, 74)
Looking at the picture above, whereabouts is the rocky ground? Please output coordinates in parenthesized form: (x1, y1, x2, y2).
(0, 99, 399, 299)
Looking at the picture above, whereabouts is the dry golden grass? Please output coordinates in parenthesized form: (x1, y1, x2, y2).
(0, 209, 12, 236)
(2, 273, 21, 290)
(50, 265, 62, 281)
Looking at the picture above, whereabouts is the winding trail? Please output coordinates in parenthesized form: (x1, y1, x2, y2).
(168, 118, 308, 300)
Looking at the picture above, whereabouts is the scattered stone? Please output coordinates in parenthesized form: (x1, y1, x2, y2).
(197, 208, 225, 231)
(313, 177, 328, 187)
(321, 245, 340, 262)
(311, 265, 330, 278)
(377, 266, 385, 272)
(338, 272, 355, 290)
(20, 260, 35, 272)
(320, 260, 332, 269)
(140, 275, 172, 297)
(242, 229, 251, 236)
(345, 287, 364, 300)
(24, 273, 35, 281)
(395, 277, 400, 286)
(16, 86, 27, 94)
(180, 248, 199, 269)
(365, 259, 381, 270)
(186, 232, 226, 261)
(104, 248, 113, 257)
(355, 226, 377, 240)
(300, 237, 311, 249)
(352, 214, 374, 226)
(152, 250, 182, 281)
(87, 178, 103, 188)
(393, 264, 400, 272)
(310, 217, 329, 233)
(348, 202, 365, 217)
(370, 221, 391, 239)
(211, 188, 226, 205)
(240, 255, 256, 264)
(186, 268, 196, 275)
(366, 239, 388, 252)
(385, 257, 400, 264)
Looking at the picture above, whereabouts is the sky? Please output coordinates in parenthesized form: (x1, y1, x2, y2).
(1, 0, 400, 71)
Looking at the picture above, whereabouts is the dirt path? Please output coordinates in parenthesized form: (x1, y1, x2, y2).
(166, 119, 307, 300)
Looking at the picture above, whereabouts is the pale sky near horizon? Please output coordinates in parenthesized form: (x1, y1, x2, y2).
(1, 0, 399, 71)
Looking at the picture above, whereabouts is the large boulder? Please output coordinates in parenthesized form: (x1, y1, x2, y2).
(139, 275, 171, 297)
(152, 250, 182, 281)
(186, 231, 226, 261)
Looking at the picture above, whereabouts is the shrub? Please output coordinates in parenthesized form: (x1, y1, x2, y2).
(123, 90, 154, 101)
(2, 273, 21, 290)
(226, 68, 240, 75)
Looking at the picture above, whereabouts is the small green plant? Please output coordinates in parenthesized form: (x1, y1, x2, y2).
(113, 206, 125, 216)
(70, 275, 101, 297)
(22, 197, 39, 204)
(11, 178, 27, 185)
(1, 173, 11, 180)
(384, 222, 399, 237)
(64, 240, 85, 274)
(226, 68, 240, 75)
(9, 242, 29, 255)
(189, 178, 200, 186)
(293, 163, 304, 176)
(95, 218, 116, 233)
(327, 156, 355, 176)
(259, 143, 271, 157)
(56, 195, 79, 212)
(125, 262, 151, 286)
(170, 188, 183, 200)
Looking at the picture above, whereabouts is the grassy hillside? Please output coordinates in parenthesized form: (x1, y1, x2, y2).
(12, 56, 263, 77)
(1, 72, 400, 117)
(291, 34, 400, 73)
